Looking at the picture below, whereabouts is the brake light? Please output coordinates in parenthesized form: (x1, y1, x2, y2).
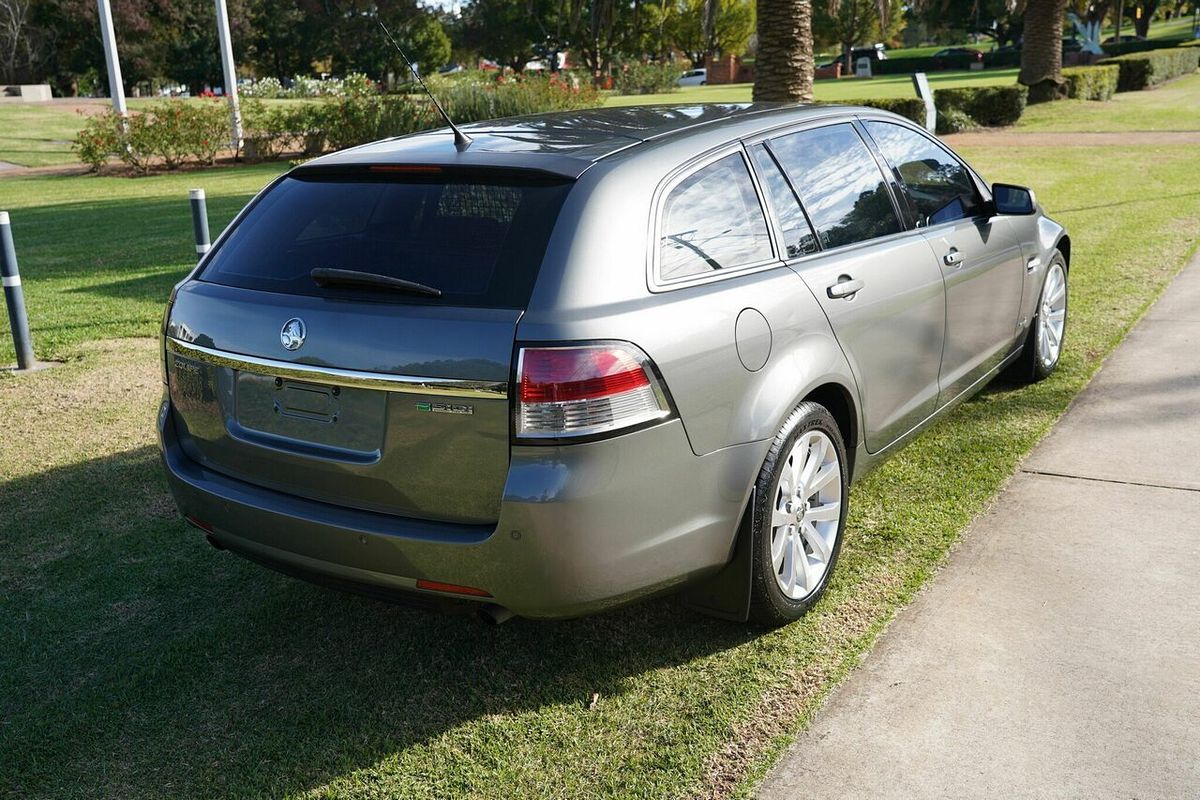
(515, 343, 673, 440)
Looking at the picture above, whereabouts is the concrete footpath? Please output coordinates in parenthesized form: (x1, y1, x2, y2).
(758, 254, 1200, 799)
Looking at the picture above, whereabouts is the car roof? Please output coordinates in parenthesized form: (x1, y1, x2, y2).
(302, 103, 858, 179)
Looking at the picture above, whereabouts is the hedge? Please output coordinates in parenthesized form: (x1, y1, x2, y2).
(839, 97, 926, 125)
(73, 74, 603, 173)
(1100, 36, 1192, 57)
(1062, 64, 1120, 100)
(613, 63, 682, 95)
(73, 100, 228, 173)
(872, 54, 982, 74)
(1100, 47, 1200, 92)
(841, 85, 1026, 130)
(934, 85, 1027, 126)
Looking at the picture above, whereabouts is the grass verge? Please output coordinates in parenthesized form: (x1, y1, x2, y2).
(604, 67, 1021, 106)
(1017, 71, 1200, 131)
(2, 138, 1199, 798)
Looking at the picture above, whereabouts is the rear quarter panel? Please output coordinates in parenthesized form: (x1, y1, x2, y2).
(519, 144, 860, 458)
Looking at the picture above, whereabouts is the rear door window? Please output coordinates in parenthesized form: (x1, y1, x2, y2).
(766, 124, 902, 250)
(750, 144, 819, 259)
(199, 169, 572, 308)
(863, 120, 983, 227)
(658, 152, 774, 282)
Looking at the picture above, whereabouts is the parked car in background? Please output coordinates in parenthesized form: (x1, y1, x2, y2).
(159, 104, 1070, 626)
(678, 68, 707, 86)
(931, 47, 984, 68)
(851, 44, 889, 62)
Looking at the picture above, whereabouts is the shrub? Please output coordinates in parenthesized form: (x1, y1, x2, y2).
(72, 110, 123, 172)
(1062, 65, 1120, 100)
(1100, 36, 1191, 57)
(242, 77, 285, 99)
(319, 95, 437, 151)
(613, 63, 681, 95)
(934, 85, 1026, 126)
(241, 98, 294, 161)
(935, 107, 977, 134)
(1100, 48, 1200, 91)
(434, 73, 603, 124)
(841, 97, 926, 125)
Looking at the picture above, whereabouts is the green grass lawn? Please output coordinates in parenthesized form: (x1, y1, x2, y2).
(0, 163, 287, 365)
(0, 101, 102, 167)
(3, 106, 1200, 798)
(605, 67, 1021, 106)
(1018, 71, 1200, 131)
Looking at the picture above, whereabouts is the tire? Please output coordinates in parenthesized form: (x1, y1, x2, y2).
(748, 402, 849, 627)
(1007, 249, 1069, 384)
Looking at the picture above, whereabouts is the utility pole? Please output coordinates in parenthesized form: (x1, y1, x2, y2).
(1115, 0, 1124, 46)
(96, 0, 126, 115)
(214, 0, 243, 151)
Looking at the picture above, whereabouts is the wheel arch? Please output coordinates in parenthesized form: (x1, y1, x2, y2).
(802, 382, 859, 476)
(1056, 234, 1071, 271)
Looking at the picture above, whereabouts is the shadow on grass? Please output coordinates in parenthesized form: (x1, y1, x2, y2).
(1053, 190, 1200, 215)
(0, 444, 755, 799)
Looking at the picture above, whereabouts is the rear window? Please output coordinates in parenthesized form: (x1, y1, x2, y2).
(198, 169, 572, 307)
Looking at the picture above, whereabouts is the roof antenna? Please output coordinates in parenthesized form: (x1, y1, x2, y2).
(377, 19, 472, 152)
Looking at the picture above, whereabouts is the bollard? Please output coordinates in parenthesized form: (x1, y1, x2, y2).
(0, 211, 37, 370)
(189, 188, 211, 260)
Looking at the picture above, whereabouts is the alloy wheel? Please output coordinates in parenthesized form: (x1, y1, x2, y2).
(1038, 263, 1067, 369)
(769, 430, 842, 600)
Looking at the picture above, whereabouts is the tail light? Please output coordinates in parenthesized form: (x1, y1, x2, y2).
(515, 342, 673, 440)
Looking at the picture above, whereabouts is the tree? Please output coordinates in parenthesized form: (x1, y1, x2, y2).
(0, 0, 40, 83)
(909, 0, 1025, 48)
(246, 0, 313, 78)
(32, 0, 164, 95)
(153, 0, 253, 95)
(1019, 0, 1069, 102)
(669, 0, 755, 65)
(1128, 0, 1158, 37)
(459, 0, 555, 71)
(753, 0, 814, 102)
(813, 0, 897, 72)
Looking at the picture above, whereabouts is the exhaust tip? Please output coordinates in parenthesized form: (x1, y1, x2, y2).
(478, 603, 514, 625)
(205, 533, 226, 551)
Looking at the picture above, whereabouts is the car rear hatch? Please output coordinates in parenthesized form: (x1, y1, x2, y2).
(164, 165, 572, 525)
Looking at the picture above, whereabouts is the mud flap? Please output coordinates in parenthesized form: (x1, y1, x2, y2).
(682, 490, 754, 622)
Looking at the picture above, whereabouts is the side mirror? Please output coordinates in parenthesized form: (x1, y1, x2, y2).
(992, 183, 1037, 215)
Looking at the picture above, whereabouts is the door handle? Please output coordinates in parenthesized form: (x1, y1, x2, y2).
(827, 275, 864, 299)
(943, 249, 963, 267)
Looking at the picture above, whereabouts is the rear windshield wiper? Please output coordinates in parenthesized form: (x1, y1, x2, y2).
(310, 267, 442, 298)
(666, 232, 723, 271)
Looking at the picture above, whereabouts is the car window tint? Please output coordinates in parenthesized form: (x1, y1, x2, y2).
(199, 172, 570, 308)
(659, 152, 773, 281)
(864, 121, 982, 227)
(750, 145, 819, 259)
(768, 124, 901, 249)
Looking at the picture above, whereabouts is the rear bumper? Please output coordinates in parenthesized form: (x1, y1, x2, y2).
(158, 399, 766, 618)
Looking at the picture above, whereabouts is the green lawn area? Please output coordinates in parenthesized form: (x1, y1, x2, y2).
(605, 67, 1021, 106)
(3, 97, 1200, 798)
(0, 101, 101, 167)
(1018, 71, 1200, 131)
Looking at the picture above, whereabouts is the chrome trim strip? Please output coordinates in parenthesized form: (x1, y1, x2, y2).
(165, 337, 508, 399)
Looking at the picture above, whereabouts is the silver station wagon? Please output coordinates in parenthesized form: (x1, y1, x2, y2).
(158, 104, 1069, 625)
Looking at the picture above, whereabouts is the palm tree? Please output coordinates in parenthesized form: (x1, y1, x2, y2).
(753, 0, 815, 102)
(1020, 0, 1070, 102)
